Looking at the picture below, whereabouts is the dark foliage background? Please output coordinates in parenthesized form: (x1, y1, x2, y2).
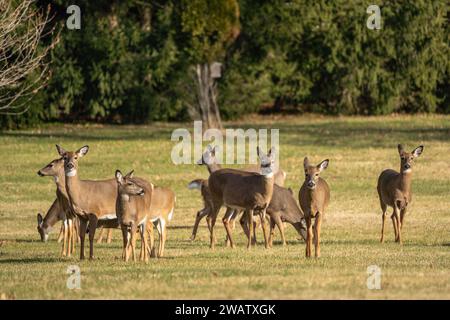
(1, 0, 448, 128)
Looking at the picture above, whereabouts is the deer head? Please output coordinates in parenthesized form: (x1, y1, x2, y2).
(398, 144, 424, 174)
(115, 170, 144, 197)
(37, 158, 64, 178)
(303, 157, 329, 190)
(56, 145, 89, 177)
(257, 146, 276, 177)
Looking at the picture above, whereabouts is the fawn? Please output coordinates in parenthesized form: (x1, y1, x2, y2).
(377, 144, 424, 244)
(299, 157, 330, 258)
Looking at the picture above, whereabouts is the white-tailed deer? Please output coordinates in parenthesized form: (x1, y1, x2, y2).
(190, 145, 286, 245)
(262, 185, 307, 247)
(37, 157, 78, 256)
(115, 170, 175, 261)
(299, 157, 330, 258)
(208, 147, 276, 249)
(56, 145, 118, 260)
(377, 144, 424, 244)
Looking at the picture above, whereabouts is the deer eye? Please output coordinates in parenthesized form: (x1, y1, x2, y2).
(127, 183, 133, 186)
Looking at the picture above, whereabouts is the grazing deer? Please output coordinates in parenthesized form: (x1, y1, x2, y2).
(115, 170, 175, 261)
(299, 157, 330, 258)
(190, 145, 286, 245)
(377, 144, 424, 244)
(37, 157, 78, 256)
(56, 145, 118, 260)
(208, 147, 276, 249)
(263, 185, 307, 247)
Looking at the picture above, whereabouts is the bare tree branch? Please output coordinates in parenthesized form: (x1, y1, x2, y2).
(0, 0, 57, 115)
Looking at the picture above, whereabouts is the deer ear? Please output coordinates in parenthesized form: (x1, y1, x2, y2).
(303, 157, 310, 169)
(398, 144, 405, 155)
(256, 146, 261, 157)
(115, 170, 123, 184)
(76, 145, 89, 158)
(268, 146, 276, 158)
(125, 170, 134, 179)
(318, 159, 329, 172)
(412, 145, 424, 158)
(37, 213, 43, 225)
(56, 145, 66, 156)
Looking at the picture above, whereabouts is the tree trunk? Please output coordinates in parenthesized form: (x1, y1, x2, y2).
(195, 63, 223, 130)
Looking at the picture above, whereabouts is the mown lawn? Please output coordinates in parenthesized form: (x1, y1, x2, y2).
(0, 114, 449, 299)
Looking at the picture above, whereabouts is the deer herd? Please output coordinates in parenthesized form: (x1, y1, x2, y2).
(36, 143, 424, 261)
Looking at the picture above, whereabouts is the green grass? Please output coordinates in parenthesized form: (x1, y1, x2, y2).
(0, 114, 449, 299)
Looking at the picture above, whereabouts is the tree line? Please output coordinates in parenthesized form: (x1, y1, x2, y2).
(1, 0, 448, 129)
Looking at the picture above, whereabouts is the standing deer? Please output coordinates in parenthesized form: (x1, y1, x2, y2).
(299, 157, 330, 258)
(377, 144, 424, 244)
(56, 145, 118, 260)
(208, 147, 276, 249)
(37, 157, 78, 256)
(115, 170, 175, 261)
(190, 145, 286, 244)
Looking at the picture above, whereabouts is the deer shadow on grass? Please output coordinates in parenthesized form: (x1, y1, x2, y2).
(0, 257, 60, 264)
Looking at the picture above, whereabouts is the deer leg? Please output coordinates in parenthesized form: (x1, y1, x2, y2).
(130, 224, 137, 262)
(222, 208, 236, 248)
(268, 216, 276, 248)
(258, 210, 269, 249)
(274, 214, 286, 246)
(380, 202, 388, 243)
(394, 206, 402, 244)
(61, 219, 68, 257)
(305, 215, 313, 258)
(87, 215, 98, 260)
(96, 227, 105, 244)
(400, 208, 407, 230)
(247, 210, 254, 249)
(78, 218, 88, 260)
(239, 212, 251, 242)
(147, 222, 156, 258)
(121, 225, 129, 261)
(140, 223, 149, 263)
(57, 222, 64, 243)
(67, 219, 73, 257)
(160, 219, 167, 258)
(208, 203, 221, 249)
(107, 228, 112, 244)
(190, 208, 208, 241)
(314, 213, 322, 258)
(391, 211, 398, 242)
(252, 218, 258, 245)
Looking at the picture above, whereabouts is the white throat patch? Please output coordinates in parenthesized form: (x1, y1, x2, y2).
(65, 169, 77, 177)
(53, 176, 59, 183)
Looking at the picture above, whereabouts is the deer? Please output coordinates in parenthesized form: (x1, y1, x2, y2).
(207, 147, 276, 249)
(189, 145, 286, 245)
(377, 144, 424, 244)
(37, 157, 78, 256)
(115, 170, 175, 261)
(299, 157, 330, 258)
(56, 145, 119, 260)
(259, 185, 307, 247)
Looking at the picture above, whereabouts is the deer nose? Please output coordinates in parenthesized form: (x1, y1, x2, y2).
(67, 163, 74, 170)
(404, 163, 411, 170)
(307, 181, 316, 188)
(37, 170, 44, 176)
(137, 190, 145, 196)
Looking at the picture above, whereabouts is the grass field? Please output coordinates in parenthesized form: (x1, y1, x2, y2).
(0, 114, 449, 299)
